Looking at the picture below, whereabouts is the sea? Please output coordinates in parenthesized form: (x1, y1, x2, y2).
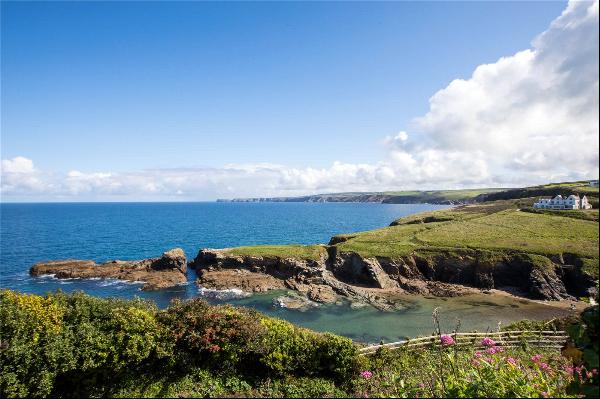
(0, 202, 573, 343)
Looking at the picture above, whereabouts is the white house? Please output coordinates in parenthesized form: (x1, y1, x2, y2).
(589, 180, 599, 187)
(533, 194, 592, 210)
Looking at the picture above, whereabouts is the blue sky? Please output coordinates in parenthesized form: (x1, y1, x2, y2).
(1, 1, 598, 201)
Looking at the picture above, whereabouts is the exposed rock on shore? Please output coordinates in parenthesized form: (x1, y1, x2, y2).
(273, 293, 320, 311)
(30, 248, 188, 290)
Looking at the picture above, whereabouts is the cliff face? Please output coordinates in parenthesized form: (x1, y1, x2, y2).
(328, 248, 589, 300)
(190, 246, 595, 309)
(30, 248, 188, 290)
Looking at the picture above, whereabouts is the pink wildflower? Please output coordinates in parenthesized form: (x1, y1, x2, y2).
(506, 357, 518, 366)
(541, 392, 549, 398)
(565, 366, 575, 375)
(539, 362, 550, 371)
(440, 334, 455, 346)
(592, 369, 598, 376)
(485, 347, 497, 355)
(472, 359, 481, 367)
(531, 354, 543, 363)
(474, 351, 482, 358)
(481, 337, 496, 347)
(360, 370, 373, 379)
(493, 346, 504, 353)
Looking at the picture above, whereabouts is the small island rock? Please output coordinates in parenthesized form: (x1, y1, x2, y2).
(30, 248, 188, 290)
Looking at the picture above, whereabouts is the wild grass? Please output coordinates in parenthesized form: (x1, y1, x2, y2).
(416, 210, 598, 259)
(226, 244, 326, 260)
(521, 208, 599, 222)
(335, 207, 599, 262)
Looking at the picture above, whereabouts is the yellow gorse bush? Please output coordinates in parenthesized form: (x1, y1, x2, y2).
(0, 290, 64, 343)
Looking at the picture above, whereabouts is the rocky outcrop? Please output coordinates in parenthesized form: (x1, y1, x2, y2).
(30, 248, 188, 290)
(197, 269, 287, 292)
(191, 245, 592, 309)
(191, 248, 478, 310)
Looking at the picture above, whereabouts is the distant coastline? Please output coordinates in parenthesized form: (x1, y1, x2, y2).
(218, 188, 508, 205)
(218, 181, 600, 206)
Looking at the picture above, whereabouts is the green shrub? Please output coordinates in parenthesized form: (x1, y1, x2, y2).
(0, 290, 71, 397)
(158, 298, 265, 370)
(258, 318, 358, 380)
(0, 290, 170, 398)
(259, 317, 321, 376)
(317, 333, 358, 379)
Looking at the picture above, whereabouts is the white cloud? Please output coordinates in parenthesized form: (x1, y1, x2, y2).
(403, 0, 599, 183)
(1, 156, 35, 174)
(0, 156, 49, 194)
(1, 0, 598, 201)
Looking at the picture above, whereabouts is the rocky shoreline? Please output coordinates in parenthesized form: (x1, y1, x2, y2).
(28, 242, 596, 311)
(188, 245, 595, 311)
(30, 248, 187, 291)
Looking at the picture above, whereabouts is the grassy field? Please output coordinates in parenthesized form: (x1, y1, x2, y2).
(226, 244, 326, 260)
(416, 210, 598, 258)
(521, 208, 599, 222)
(335, 204, 598, 265)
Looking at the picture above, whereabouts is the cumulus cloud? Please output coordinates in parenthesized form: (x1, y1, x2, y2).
(403, 0, 599, 183)
(1, 0, 598, 201)
(0, 156, 50, 194)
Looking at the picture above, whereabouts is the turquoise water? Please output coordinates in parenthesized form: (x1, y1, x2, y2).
(230, 291, 572, 343)
(0, 202, 571, 342)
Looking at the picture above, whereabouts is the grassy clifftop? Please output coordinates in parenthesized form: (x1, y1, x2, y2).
(336, 204, 598, 257)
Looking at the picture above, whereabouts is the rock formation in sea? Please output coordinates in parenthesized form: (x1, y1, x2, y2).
(30, 248, 187, 290)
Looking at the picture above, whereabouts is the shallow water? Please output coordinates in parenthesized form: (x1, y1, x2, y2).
(0, 202, 572, 341)
(230, 291, 573, 343)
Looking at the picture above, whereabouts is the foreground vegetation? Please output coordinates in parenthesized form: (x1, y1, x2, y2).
(1, 290, 598, 398)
